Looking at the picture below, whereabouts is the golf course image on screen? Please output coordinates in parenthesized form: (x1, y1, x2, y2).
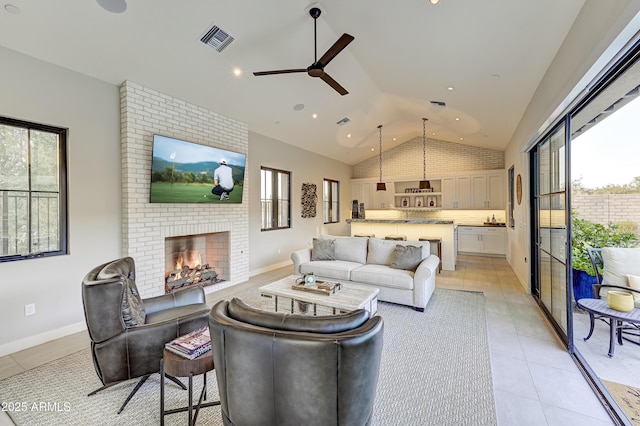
(150, 135, 245, 204)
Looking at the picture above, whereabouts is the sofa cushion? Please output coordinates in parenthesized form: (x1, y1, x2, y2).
(320, 235, 368, 264)
(350, 264, 415, 290)
(311, 238, 336, 261)
(602, 248, 640, 288)
(390, 245, 423, 271)
(367, 238, 429, 265)
(300, 260, 362, 281)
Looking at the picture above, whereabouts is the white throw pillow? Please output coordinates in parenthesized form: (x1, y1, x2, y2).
(627, 274, 640, 301)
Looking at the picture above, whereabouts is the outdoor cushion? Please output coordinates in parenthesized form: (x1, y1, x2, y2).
(602, 247, 640, 288)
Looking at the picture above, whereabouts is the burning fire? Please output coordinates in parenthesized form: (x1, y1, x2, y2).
(174, 251, 202, 278)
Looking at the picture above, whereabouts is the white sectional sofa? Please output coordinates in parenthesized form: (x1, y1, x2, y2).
(291, 235, 440, 311)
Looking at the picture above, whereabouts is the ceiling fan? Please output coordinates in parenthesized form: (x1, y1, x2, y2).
(253, 7, 354, 96)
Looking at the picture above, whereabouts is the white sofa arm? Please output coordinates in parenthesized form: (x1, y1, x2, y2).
(291, 248, 312, 275)
(412, 255, 439, 311)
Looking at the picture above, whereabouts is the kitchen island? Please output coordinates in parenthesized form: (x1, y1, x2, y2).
(347, 219, 457, 271)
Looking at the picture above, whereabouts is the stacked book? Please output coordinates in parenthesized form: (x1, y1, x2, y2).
(165, 326, 211, 360)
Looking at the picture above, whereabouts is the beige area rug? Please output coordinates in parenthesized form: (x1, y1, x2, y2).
(0, 288, 497, 425)
(602, 379, 640, 425)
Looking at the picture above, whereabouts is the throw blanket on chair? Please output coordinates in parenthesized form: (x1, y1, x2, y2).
(301, 183, 317, 218)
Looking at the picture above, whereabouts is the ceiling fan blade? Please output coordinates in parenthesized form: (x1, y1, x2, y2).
(317, 33, 354, 67)
(253, 69, 307, 76)
(320, 73, 348, 96)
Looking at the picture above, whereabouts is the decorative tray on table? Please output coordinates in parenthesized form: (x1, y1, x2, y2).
(292, 280, 342, 296)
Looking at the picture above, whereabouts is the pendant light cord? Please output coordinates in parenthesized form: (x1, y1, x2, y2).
(378, 125, 383, 182)
(422, 118, 428, 180)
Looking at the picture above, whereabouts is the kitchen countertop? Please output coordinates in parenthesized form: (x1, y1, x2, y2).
(458, 223, 506, 227)
(347, 219, 454, 225)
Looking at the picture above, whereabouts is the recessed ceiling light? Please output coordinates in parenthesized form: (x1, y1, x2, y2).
(393, 138, 396, 141)
(459, 137, 464, 141)
(429, 0, 440, 4)
(432, 132, 436, 136)
(96, 0, 127, 13)
(371, 148, 375, 151)
(293, 103, 305, 111)
(232, 68, 242, 77)
(347, 134, 351, 138)
(455, 117, 460, 121)
(4, 3, 20, 14)
(312, 113, 318, 119)
(447, 86, 454, 91)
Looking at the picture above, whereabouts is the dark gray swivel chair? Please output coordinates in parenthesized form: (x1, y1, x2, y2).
(82, 256, 210, 413)
(208, 298, 384, 426)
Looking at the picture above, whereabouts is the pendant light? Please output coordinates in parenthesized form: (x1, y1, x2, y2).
(376, 125, 386, 191)
(419, 118, 431, 190)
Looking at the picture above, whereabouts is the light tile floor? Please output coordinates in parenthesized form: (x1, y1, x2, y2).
(0, 255, 615, 425)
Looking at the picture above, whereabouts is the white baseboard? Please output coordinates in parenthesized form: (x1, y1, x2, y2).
(0, 322, 87, 357)
(250, 260, 292, 277)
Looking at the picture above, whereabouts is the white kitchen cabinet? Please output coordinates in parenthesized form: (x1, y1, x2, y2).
(441, 175, 471, 209)
(470, 171, 505, 209)
(486, 171, 505, 210)
(441, 170, 504, 210)
(350, 179, 394, 210)
(457, 226, 506, 255)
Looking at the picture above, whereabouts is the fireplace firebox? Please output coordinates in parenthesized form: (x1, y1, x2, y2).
(164, 232, 229, 293)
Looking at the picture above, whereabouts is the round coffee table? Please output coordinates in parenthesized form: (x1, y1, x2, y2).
(577, 298, 640, 357)
(160, 348, 219, 425)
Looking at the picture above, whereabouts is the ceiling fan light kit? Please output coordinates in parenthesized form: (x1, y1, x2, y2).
(253, 7, 354, 95)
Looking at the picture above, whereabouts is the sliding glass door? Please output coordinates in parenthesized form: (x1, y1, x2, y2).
(530, 36, 640, 424)
(532, 123, 568, 337)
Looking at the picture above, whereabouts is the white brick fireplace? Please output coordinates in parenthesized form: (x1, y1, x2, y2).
(120, 81, 249, 297)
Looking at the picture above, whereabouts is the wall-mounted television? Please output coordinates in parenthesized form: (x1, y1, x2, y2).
(150, 135, 246, 203)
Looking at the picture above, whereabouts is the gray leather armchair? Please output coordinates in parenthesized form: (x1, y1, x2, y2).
(82, 257, 210, 413)
(208, 298, 384, 426)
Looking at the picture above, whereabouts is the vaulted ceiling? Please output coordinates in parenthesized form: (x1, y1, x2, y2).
(0, 0, 586, 164)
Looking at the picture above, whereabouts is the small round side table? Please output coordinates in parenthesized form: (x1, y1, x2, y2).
(160, 348, 219, 426)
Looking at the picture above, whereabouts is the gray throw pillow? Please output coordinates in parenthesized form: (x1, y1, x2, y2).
(390, 244, 423, 271)
(311, 238, 336, 261)
(122, 277, 146, 327)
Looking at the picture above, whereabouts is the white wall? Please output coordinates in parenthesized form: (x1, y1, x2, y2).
(0, 46, 121, 355)
(504, 1, 640, 290)
(248, 132, 353, 275)
(0, 48, 351, 355)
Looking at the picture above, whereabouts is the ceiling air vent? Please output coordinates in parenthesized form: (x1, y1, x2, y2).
(200, 25, 234, 53)
(336, 117, 350, 126)
(430, 100, 446, 107)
